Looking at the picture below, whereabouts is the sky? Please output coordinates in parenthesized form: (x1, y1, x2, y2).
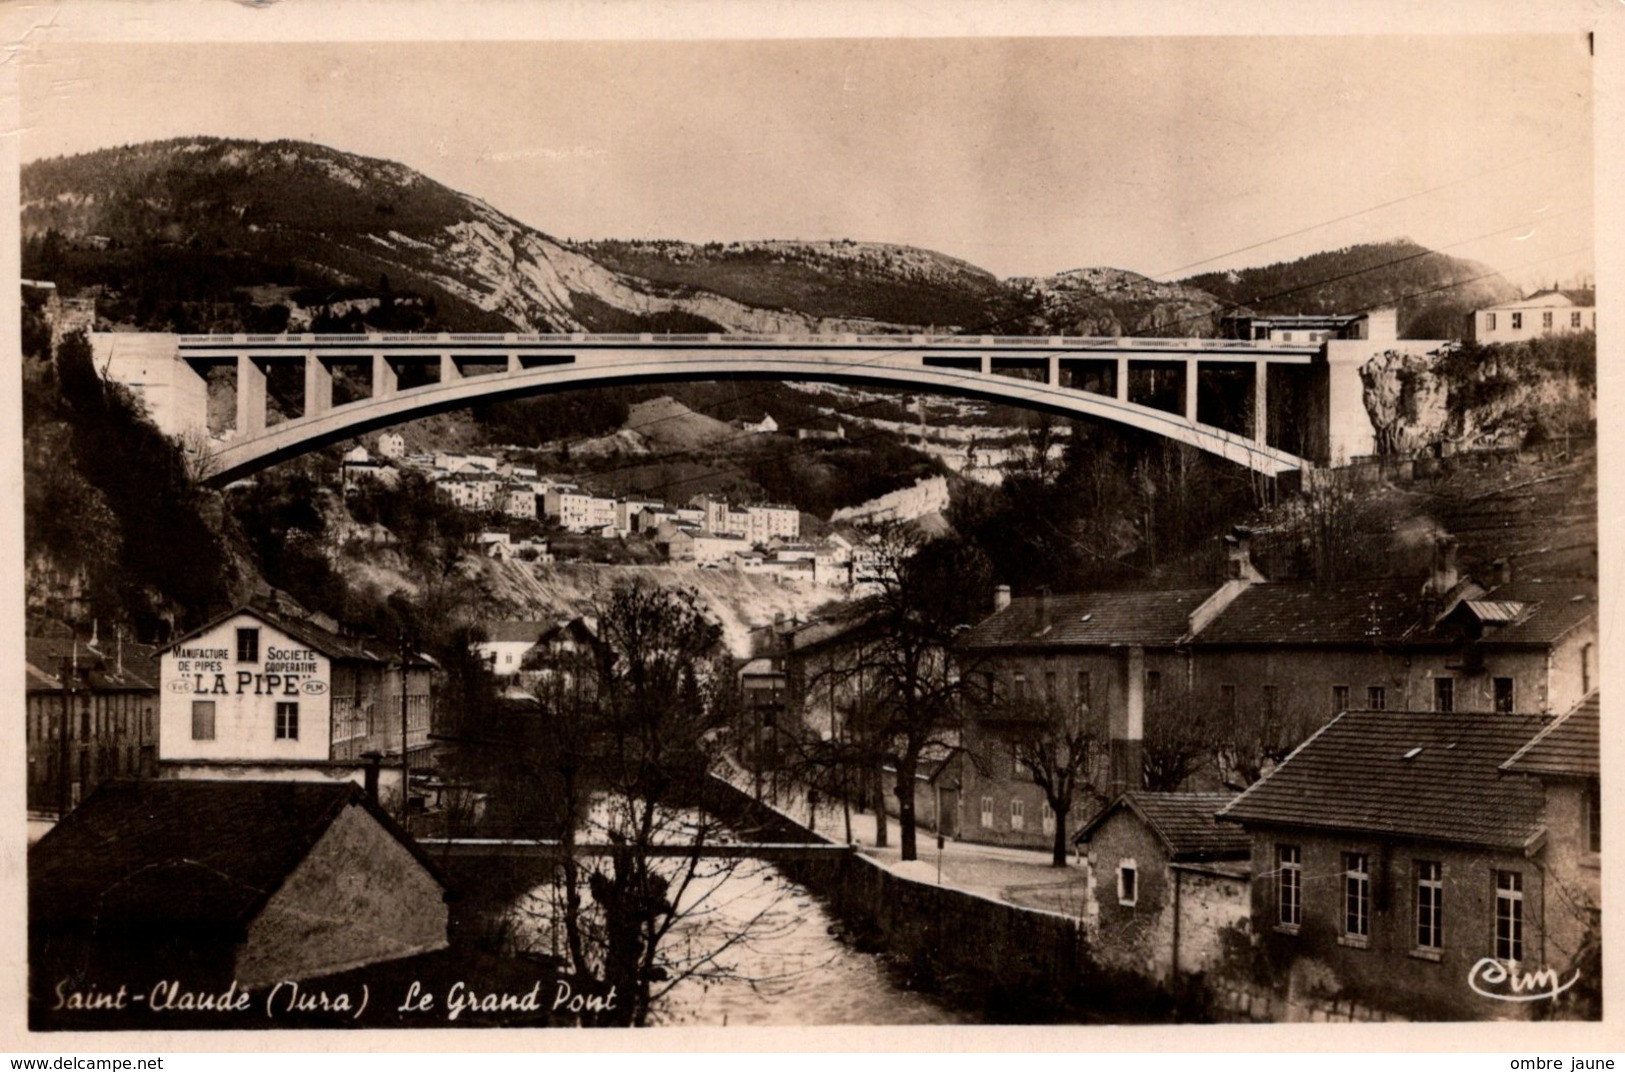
(19, 32, 1595, 289)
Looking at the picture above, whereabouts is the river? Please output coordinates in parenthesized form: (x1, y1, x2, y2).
(507, 856, 970, 1026)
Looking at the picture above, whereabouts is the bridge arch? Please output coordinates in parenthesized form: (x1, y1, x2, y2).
(137, 334, 1327, 484)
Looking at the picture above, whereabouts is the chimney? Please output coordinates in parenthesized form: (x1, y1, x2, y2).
(362, 752, 382, 805)
(1431, 536, 1460, 595)
(994, 584, 1012, 613)
(1036, 586, 1052, 630)
(1109, 645, 1146, 795)
(1224, 527, 1265, 582)
(1492, 557, 1513, 587)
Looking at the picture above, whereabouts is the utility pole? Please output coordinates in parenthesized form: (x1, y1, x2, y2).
(57, 656, 73, 818)
(398, 629, 411, 823)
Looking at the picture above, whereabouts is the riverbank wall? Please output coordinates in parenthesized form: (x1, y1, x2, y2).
(704, 775, 1180, 1022)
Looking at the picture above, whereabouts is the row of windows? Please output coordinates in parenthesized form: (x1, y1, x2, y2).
(978, 796, 1055, 833)
(1485, 311, 1587, 332)
(1000, 673, 1520, 715)
(1275, 845, 1526, 962)
(191, 700, 300, 741)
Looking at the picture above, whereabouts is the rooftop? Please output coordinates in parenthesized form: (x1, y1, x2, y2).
(30, 780, 443, 929)
(1500, 692, 1600, 780)
(1191, 577, 1432, 646)
(1074, 791, 1250, 860)
(959, 589, 1213, 650)
(1219, 709, 1550, 851)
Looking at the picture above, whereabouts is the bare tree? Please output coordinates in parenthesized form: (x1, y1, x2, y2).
(836, 524, 993, 861)
(994, 692, 1106, 867)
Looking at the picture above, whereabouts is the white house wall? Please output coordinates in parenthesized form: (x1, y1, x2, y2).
(160, 616, 334, 764)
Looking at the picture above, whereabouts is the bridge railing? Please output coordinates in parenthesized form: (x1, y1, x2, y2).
(175, 331, 1325, 357)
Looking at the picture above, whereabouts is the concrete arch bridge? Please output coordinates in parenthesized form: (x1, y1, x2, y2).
(91, 331, 1393, 485)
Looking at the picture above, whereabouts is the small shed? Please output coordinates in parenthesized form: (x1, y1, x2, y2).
(1072, 791, 1251, 983)
(31, 779, 451, 990)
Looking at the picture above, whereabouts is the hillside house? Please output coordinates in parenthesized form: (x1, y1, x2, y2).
(475, 620, 556, 676)
(1466, 291, 1596, 344)
(30, 780, 450, 993)
(1217, 704, 1598, 1021)
(1219, 309, 1398, 344)
(376, 432, 406, 458)
(1072, 792, 1252, 982)
(155, 603, 433, 802)
(25, 637, 158, 816)
(495, 483, 537, 520)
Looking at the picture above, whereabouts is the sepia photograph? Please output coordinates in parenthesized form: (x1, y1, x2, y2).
(5, 0, 1610, 1047)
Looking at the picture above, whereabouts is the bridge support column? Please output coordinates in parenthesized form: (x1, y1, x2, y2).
(1185, 360, 1199, 422)
(1115, 356, 1129, 401)
(1047, 355, 1059, 387)
(372, 353, 396, 399)
(304, 355, 332, 417)
(440, 354, 462, 383)
(1252, 360, 1268, 444)
(507, 353, 521, 373)
(235, 355, 266, 437)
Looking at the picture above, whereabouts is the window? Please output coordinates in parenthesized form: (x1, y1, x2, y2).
(1012, 740, 1024, 777)
(1493, 677, 1515, 712)
(1433, 677, 1454, 713)
(1542, 311, 1554, 330)
(191, 701, 216, 741)
(1486, 312, 1497, 332)
(1221, 684, 1237, 717)
(275, 701, 300, 741)
(1277, 844, 1302, 929)
(1118, 861, 1138, 906)
(1013, 671, 1028, 700)
(1587, 781, 1601, 854)
(1075, 671, 1092, 709)
(1332, 685, 1350, 715)
(1495, 871, 1524, 962)
(1367, 685, 1387, 711)
(1044, 670, 1058, 704)
(1010, 799, 1026, 831)
(980, 796, 994, 828)
(1262, 685, 1278, 719)
(1042, 802, 1056, 835)
(1145, 670, 1161, 705)
(1572, 311, 1583, 329)
(1343, 853, 1371, 942)
(236, 627, 260, 663)
(1511, 312, 1523, 331)
(1415, 860, 1443, 951)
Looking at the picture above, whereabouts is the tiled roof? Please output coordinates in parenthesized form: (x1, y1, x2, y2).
(959, 589, 1212, 650)
(1474, 582, 1596, 646)
(30, 780, 445, 928)
(1219, 709, 1549, 850)
(159, 602, 385, 663)
(1192, 578, 1430, 646)
(24, 638, 156, 692)
(1501, 693, 1599, 779)
(480, 620, 559, 645)
(1074, 792, 1250, 860)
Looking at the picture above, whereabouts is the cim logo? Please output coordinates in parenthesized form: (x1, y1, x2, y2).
(1467, 957, 1581, 1003)
(301, 679, 329, 695)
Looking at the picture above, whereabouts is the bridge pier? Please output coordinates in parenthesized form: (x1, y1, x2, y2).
(235, 355, 266, 437)
(1185, 361, 1199, 422)
(1115, 356, 1129, 401)
(440, 354, 463, 383)
(1252, 360, 1268, 444)
(372, 353, 397, 399)
(303, 355, 332, 418)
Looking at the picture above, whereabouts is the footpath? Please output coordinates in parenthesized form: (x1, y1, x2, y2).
(723, 766, 1092, 917)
